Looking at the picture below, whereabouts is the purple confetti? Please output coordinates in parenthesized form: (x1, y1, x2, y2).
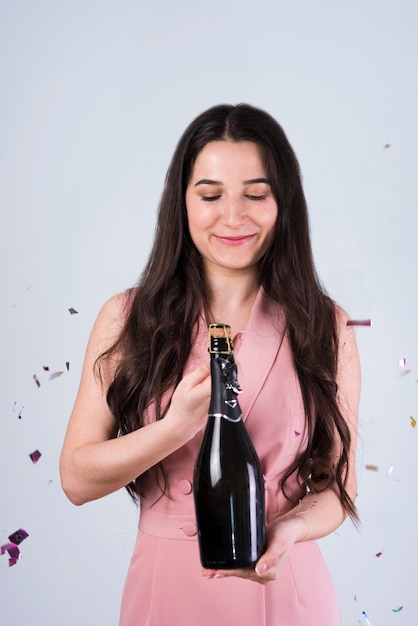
(43, 365, 50, 371)
(29, 450, 42, 464)
(347, 319, 372, 327)
(33, 374, 41, 387)
(68, 307, 78, 315)
(66, 361, 70, 371)
(8, 528, 29, 545)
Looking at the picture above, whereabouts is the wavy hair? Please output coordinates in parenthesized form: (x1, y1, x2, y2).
(98, 103, 357, 521)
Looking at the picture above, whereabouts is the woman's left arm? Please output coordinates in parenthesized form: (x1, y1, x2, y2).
(203, 306, 361, 584)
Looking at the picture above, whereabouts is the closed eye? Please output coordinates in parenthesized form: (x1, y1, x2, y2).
(201, 195, 222, 202)
(245, 194, 267, 201)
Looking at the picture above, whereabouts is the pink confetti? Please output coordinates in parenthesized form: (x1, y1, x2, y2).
(68, 307, 78, 315)
(1, 543, 21, 567)
(49, 371, 64, 380)
(294, 431, 301, 437)
(29, 450, 42, 464)
(33, 374, 40, 387)
(347, 319, 372, 327)
(375, 551, 383, 558)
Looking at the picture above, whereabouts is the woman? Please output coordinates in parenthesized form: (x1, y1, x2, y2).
(60, 103, 361, 625)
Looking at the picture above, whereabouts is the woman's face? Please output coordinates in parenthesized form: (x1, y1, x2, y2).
(185, 140, 278, 279)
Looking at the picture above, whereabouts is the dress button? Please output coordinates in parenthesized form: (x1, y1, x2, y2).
(182, 522, 197, 537)
(178, 479, 193, 495)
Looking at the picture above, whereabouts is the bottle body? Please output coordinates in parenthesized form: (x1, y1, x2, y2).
(193, 325, 266, 569)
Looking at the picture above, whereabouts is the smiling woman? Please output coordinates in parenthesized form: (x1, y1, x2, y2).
(60, 103, 360, 626)
(185, 141, 278, 292)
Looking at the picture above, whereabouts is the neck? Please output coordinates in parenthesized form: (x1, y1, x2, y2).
(203, 267, 260, 333)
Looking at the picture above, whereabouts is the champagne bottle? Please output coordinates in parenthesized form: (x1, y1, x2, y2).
(193, 324, 266, 569)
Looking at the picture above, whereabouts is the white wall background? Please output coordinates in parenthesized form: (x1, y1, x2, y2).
(1, 1, 417, 624)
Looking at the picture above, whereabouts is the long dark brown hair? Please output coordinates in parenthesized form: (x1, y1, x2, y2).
(98, 103, 357, 521)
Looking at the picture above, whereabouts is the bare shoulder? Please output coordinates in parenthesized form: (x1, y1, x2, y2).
(89, 291, 134, 352)
(334, 304, 350, 330)
(334, 304, 361, 390)
(96, 290, 133, 327)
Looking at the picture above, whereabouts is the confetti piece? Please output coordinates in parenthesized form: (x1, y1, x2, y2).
(347, 319, 372, 327)
(33, 374, 41, 387)
(384, 143, 391, 149)
(49, 371, 64, 380)
(387, 465, 394, 476)
(68, 307, 78, 315)
(392, 606, 404, 612)
(365, 464, 378, 471)
(29, 450, 42, 464)
(1, 543, 21, 567)
(294, 430, 301, 437)
(375, 551, 383, 558)
(398, 358, 407, 368)
(66, 361, 70, 371)
(362, 610, 374, 626)
(410, 417, 416, 428)
(8, 528, 28, 545)
(400, 369, 412, 377)
(12, 403, 24, 419)
(43, 365, 50, 371)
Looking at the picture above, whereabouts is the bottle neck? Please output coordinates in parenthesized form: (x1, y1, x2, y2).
(208, 352, 242, 423)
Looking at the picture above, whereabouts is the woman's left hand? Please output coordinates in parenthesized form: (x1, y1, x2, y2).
(201, 514, 307, 585)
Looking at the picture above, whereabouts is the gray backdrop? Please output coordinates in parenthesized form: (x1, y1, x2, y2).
(1, 1, 417, 624)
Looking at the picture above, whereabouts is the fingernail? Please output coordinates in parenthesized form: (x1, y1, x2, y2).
(255, 562, 268, 576)
(214, 574, 225, 578)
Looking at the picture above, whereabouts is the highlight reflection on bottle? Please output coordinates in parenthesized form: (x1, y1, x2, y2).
(193, 324, 266, 569)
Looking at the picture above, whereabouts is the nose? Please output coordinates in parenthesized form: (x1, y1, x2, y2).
(222, 196, 246, 227)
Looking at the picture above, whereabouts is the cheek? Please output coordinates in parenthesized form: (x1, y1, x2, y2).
(261, 205, 278, 232)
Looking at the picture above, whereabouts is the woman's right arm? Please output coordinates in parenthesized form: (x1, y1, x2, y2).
(60, 294, 211, 506)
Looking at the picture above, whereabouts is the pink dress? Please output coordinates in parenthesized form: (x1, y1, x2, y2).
(119, 288, 342, 625)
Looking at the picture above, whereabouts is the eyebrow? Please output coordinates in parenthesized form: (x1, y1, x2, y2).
(194, 177, 269, 187)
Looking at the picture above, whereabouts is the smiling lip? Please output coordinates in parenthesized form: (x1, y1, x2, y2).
(215, 235, 255, 246)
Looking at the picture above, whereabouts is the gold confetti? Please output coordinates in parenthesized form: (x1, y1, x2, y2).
(49, 371, 64, 380)
(410, 417, 416, 428)
(365, 464, 378, 471)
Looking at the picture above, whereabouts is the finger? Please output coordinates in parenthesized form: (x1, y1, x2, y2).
(184, 363, 211, 388)
(202, 567, 255, 580)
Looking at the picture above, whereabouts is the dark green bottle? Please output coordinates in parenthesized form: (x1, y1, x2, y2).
(193, 324, 266, 569)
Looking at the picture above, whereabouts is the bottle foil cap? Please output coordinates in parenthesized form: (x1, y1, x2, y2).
(208, 324, 233, 354)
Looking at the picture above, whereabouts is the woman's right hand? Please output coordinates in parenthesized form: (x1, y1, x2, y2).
(166, 363, 211, 440)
